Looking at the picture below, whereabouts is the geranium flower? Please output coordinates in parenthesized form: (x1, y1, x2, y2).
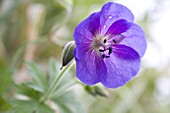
(73, 2, 147, 88)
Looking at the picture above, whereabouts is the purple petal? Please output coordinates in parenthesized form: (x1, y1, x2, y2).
(74, 12, 100, 59)
(74, 12, 100, 43)
(102, 44, 141, 88)
(100, 2, 134, 35)
(96, 56, 107, 83)
(74, 42, 91, 59)
(106, 19, 131, 35)
(121, 23, 147, 57)
(88, 12, 101, 36)
(74, 51, 107, 85)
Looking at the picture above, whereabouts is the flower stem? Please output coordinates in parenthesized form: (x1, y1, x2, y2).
(41, 62, 74, 102)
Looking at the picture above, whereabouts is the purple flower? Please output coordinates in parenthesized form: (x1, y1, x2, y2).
(73, 2, 147, 88)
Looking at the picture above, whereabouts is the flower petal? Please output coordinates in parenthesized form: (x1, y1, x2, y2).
(74, 12, 100, 59)
(106, 19, 131, 35)
(102, 44, 141, 88)
(121, 23, 147, 57)
(74, 12, 100, 43)
(74, 51, 107, 85)
(74, 42, 91, 59)
(88, 12, 101, 36)
(100, 2, 134, 35)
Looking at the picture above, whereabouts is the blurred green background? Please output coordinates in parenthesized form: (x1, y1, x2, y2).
(0, 0, 170, 113)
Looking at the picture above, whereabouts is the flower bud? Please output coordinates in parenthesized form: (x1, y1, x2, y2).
(85, 85, 109, 98)
(94, 86, 109, 98)
(60, 41, 75, 70)
(85, 86, 96, 96)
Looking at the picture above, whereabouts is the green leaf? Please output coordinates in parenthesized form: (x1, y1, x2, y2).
(48, 63, 86, 113)
(48, 58, 59, 84)
(47, 60, 74, 97)
(52, 90, 86, 113)
(26, 61, 47, 90)
(85, 86, 109, 98)
(8, 99, 54, 113)
(15, 83, 43, 100)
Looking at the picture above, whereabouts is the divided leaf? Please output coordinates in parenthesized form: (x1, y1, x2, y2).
(15, 83, 43, 100)
(8, 99, 54, 113)
(26, 61, 48, 90)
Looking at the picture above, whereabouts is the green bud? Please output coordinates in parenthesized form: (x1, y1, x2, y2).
(85, 85, 109, 98)
(94, 86, 109, 98)
(60, 41, 75, 70)
(85, 86, 96, 96)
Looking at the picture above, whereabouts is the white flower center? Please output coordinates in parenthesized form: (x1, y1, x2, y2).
(90, 34, 117, 59)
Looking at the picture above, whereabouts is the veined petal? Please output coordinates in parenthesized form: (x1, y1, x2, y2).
(74, 12, 101, 59)
(74, 51, 107, 85)
(102, 44, 141, 88)
(106, 19, 131, 36)
(100, 2, 134, 35)
(88, 12, 101, 36)
(121, 23, 147, 57)
(74, 42, 91, 59)
(74, 12, 100, 43)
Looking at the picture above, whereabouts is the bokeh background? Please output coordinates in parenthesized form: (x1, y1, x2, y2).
(0, 0, 170, 113)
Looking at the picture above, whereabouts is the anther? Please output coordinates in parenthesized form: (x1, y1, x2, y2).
(105, 55, 110, 58)
(108, 47, 112, 55)
(113, 39, 116, 43)
(103, 39, 107, 43)
(102, 54, 110, 58)
(99, 49, 105, 52)
(102, 54, 105, 58)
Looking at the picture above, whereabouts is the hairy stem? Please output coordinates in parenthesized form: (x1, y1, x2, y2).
(41, 62, 74, 102)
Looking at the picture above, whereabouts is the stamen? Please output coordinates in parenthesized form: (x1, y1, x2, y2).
(99, 49, 105, 52)
(102, 54, 110, 58)
(105, 55, 110, 58)
(113, 39, 116, 43)
(102, 54, 105, 58)
(103, 39, 107, 43)
(108, 47, 112, 55)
